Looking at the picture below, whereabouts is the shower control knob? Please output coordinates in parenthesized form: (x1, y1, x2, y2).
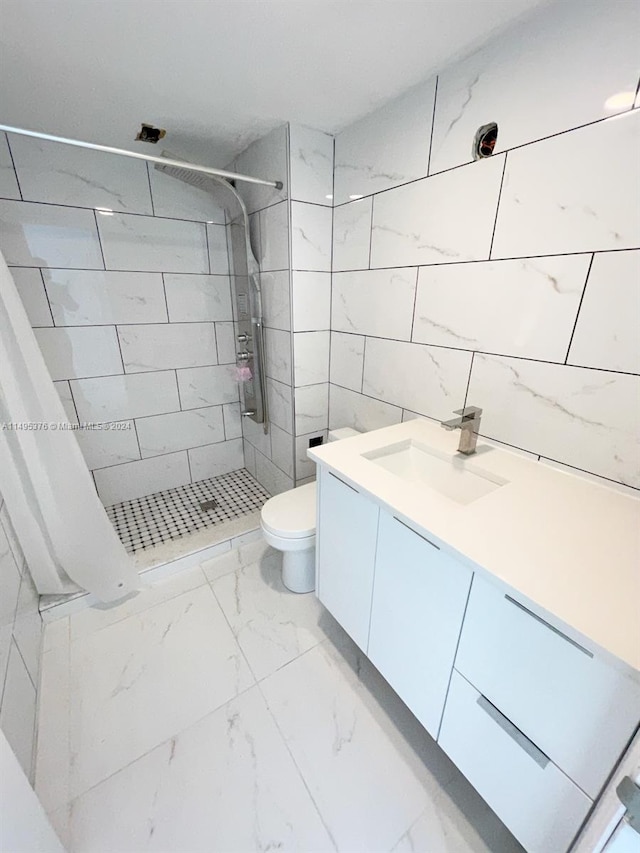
(236, 350, 250, 362)
(237, 333, 251, 344)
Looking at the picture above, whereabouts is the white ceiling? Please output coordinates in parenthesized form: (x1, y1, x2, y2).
(0, 0, 552, 168)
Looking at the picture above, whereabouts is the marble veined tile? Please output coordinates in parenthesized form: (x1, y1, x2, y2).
(467, 354, 640, 487)
(68, 585, 253, 797)
(93, 451, 191, 505)
(233, 124, 289, 215)
(332, 268, 417, 340)
(295, 383, 329, 434)
(0, 641, 37, 780)
(118, 322, 217, 372)
(74, 420, 140, 469)
(177, 364, 239, 409)
(292, 271, 331, 332)
(333, 197, 372, 272)
(9, 266, 52, 326)
(258, 201, 289, 272)
(269, 423, 294, 477)
(329, 384, 401, 433)
(261, 269, 291, 331)
(413, 255, 591, 361)
(429, 0, 639, 175)
(136, 406, 225, 458)
(363, 337, 472, 422)
(8, 135, 153, 214)
(261, 641, 436, 852)
(568, 250, 640, 375)
(164, 273, 233, 322)
(0, 132, 20, 199)
(54, 381, 79, 424)
(255, 451, 294, 496)
(267, 378, 293, 433)
(205, 224, 230, 275)
(70, 371, 180, 423)
(291, 202, 332, 272)
(212, 553, 333, 680)
(370, 155, 504, 269)
(334, 78, 437, 205)
(43, 269, 167, 326)
(98, 212, 209, 273)
(289, 124, 334, 206)
(264, 327, 292, 385)
(68, 687, 332, 853)
(0, 199, 104, 269)
(330, 331, 365, 392)
(34, 326, 123, 380)
(188, 437, 244, 481)
(293, 331, 330, 386)
(148, 166, 226, 223)
(492, 111, 640, 259)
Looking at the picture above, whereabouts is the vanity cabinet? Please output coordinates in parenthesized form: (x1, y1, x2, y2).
(368, 512, 472, 738)
(316, 468, 379, 651)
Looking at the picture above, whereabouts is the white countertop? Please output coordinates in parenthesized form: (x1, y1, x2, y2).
(309, 420, 640, 678)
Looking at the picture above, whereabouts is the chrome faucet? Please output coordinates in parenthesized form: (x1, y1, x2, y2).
(441, 406, 483, 455)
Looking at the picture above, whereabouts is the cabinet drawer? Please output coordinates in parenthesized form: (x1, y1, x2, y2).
(456, 575, 640, 799)
(439, 671, 591, 853)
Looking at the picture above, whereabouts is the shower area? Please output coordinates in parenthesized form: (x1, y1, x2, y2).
(0, 121, 286, 586)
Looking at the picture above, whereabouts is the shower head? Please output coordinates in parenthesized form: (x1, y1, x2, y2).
(154, 151, 229, 191)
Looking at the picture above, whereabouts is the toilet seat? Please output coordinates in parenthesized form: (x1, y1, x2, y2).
(260, 482, 316, 539)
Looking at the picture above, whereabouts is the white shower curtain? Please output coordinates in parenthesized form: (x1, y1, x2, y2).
(0, 251, 138, 601)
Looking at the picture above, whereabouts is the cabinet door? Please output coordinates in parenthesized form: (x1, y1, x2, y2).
(316, 468, 380, 651)
(368, 511, 472, 738)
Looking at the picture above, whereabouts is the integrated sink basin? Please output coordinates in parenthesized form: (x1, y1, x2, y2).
(362, 439, 508, 505)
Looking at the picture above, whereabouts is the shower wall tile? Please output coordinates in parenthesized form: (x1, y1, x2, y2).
(329, 332, 365, 393)
(70, 372, 180, 423)
(0, 199, 104, 268)
(264, 327, 292, 385)
(290, 202, 332, 271)
(295, 430, 327, 481)
(429, 0, 639, 175)
(243, 440, 257, 479)
(214, 321, 236, 365)
(136, 406, 225, 458)
(412, 255, 591, 361)
(43, 269, 167, 326)
(164, 274, 233, 323)
(34, 326, 123, 380)
(261, 270, 291, 331)
(54, 380, 79, 423)
(568, 250, 640, 375)
(266, 378, 293, 434)
(291, 271, 330, 332)
(332, 268, 417, 340)
(94, 451, 191, 506)
(232, 124, 289, 215)
(9, 267, 52, 326)
(0, 640, 37, 779)
(334, 78, 437, 204)
(258, 201, 289, 271)
(188, 438, 244, 481)
(222, 402, 242, 440)
(97, 212, 209, 273)
(8, 135, 153, 214)
(270, 424, 295, 478)
(255, 450, 294, 496)
(206, 225, 230, 275)
(0, 133, 21, 199)
(242, 415, 272, 458)
(491, 112, 640, 258)
(363, 337, 472, 421)
(74, 421, 140, 469)
(293, 331, 330, 387)
(289, 124, 334, 206)
(467, 354, 640, 487)
(118, 323, 217, 373)
(177, 365, 239, 410)
(332, 197, 372, 272)
(329, 384, 402, 433)
(294, 384, 329, 434)
(370, 155, 504, 268)
(148, 167, 226, 223)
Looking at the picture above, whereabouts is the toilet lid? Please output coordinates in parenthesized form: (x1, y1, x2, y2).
(261, 482, 316, 539)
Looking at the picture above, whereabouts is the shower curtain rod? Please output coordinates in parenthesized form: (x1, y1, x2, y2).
(0, 123, 284, 190)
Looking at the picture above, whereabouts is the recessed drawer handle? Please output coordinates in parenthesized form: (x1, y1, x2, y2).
(504, 595, 594, 658)
(476, 693, 550, 769)
(328, 472, 358, 493)
(393, 517, 440, 550)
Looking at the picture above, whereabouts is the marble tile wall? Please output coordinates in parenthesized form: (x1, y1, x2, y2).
(0, 487, 43, 784)
(0, 134, 244, 505)
(329, 0, 640, 491)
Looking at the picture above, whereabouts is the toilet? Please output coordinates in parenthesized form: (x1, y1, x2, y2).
(261, 428, 360, 593)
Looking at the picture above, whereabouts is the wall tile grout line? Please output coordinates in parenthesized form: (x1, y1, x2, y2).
(144, 162, 156, 216)
(563, 253, 595, 365)
(92, 209, 108, 271)
(4, 132, 24, 200)
(367, 196, 374, 270)
(487, 153, 508, 261)
(425, 75, 439, 178)
(462, 351, 475, 411)
(408, 267, 420, 343)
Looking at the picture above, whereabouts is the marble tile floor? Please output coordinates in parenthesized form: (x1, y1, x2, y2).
(36, 537, 524, 853)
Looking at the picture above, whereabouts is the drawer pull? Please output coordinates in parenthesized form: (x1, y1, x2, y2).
(393, 517, 440, 550)
(476, 693, 550, 769)
(328, 472, 358, 493)
(504, 595, 593, 658)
